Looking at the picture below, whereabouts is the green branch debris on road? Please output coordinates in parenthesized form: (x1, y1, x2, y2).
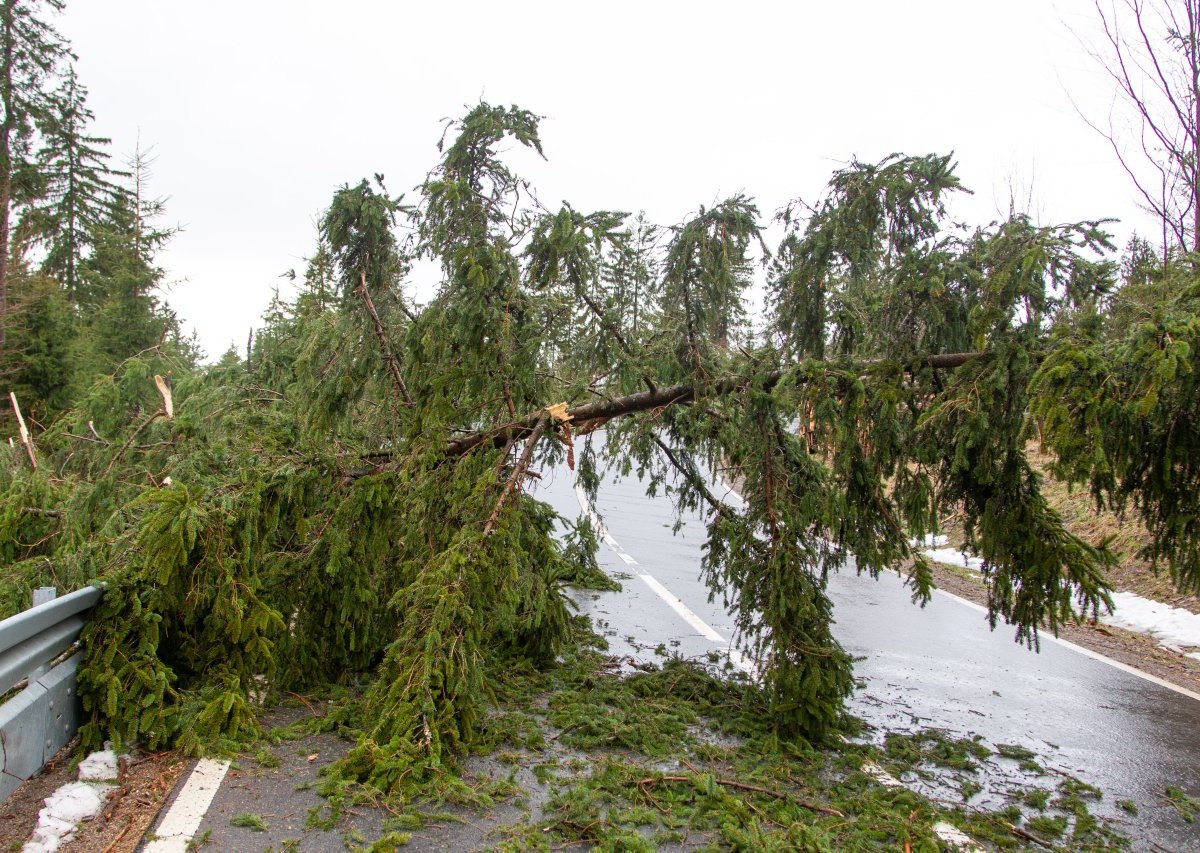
(241, 638, 1134, 851)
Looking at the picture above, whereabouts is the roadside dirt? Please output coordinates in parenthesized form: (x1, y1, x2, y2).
(0, 742, 188, 853)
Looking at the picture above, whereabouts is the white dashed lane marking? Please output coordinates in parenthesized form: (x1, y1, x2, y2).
(575, 484, 756, 674)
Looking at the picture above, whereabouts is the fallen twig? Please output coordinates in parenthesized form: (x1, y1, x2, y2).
(1003, 821, 1060, 850)
(101, 819, 134, 853)
(634, 774, 845, 818)
(21, 507, 62, 518)
(284, 690, 322, 717)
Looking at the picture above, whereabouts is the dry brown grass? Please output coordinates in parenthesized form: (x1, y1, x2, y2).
(937, 442, 1200, 615)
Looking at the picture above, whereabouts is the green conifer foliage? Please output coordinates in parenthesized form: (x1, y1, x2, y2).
(1, 269, 73, 416)
(75, 192, 177, 373)
(1032, 264, 1200, 595)
(7, 102, 1200, 792)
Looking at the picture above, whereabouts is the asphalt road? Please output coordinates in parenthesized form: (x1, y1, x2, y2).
(532, 445, 1200, 851)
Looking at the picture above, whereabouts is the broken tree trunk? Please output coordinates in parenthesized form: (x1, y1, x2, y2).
(443, 351, 982, 459)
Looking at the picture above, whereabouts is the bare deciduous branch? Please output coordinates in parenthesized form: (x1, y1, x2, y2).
(1085, 0, 1200, 256)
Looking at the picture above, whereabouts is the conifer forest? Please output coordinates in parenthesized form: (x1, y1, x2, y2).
(4, 0, 1200, 839)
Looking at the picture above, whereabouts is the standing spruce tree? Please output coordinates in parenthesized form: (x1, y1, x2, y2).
(5, 103, 1200, 797)
(29, 64, 125, 302)
(0, 0, 66, 345)
(74, 193, 176, 374)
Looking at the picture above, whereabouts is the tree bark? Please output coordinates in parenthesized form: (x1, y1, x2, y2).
(443, 351, 982, 459)
(0, 7, 14, 347)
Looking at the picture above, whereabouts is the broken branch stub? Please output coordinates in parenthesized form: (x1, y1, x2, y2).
(154, 375, 174, 419)
(9, 391, 37, 469)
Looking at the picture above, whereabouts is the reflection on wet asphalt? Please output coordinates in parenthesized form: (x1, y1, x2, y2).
(532, 448, 1200, 851)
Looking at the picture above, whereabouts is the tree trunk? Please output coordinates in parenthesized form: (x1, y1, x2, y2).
(443, 351, 982, 459)
(0, 8, 13, 348)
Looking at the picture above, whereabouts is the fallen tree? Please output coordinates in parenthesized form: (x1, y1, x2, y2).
(2, 103, 1199, 793)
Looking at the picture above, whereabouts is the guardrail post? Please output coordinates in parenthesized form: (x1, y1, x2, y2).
(27, 588, 56, 682)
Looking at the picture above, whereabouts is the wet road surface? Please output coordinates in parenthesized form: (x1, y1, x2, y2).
(531, 449, 1200, 851)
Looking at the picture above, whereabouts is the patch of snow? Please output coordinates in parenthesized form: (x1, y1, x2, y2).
(913, 543, 1200, 662)
(923, 547, 985, 572)
(861, 761, 904, 788)
(75, 750, 118, 782)
(912, 534, 949, 548)
(1101, 591, 1200, 652)
(23, 751, 120, 853)
(906, 533, 985, 570)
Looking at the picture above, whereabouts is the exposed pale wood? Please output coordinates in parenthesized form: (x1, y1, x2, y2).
(154, 375, 174, 419)
(9, 391, 36, 469)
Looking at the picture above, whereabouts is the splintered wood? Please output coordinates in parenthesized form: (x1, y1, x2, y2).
(9, 391, 37, 469)
(153, 375, 174, 419)
(546, 402, 575, 470)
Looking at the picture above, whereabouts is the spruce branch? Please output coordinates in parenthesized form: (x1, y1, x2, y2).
(357, 270, 414, 407)
(482, 411, 550, 536)
(102, 412, 166, 478)
(632, 774, 845, 818)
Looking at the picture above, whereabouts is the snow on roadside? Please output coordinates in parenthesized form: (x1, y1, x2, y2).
(914, 535, 987, 572)
(923, 547, 986, 572)
(23, 749, 120, 853)
(1101, 592, 1200, 659)
(916, 536, 1200, 659)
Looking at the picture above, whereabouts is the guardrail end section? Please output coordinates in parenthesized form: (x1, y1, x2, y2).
(0, 677, 50, 788)
(0, 652, 85, 804)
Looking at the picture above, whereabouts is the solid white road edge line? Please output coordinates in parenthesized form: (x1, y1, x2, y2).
(931, 586, 1200, 703)
(142, 758, 231, 852)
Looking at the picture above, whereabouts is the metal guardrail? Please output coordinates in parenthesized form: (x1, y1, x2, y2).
(0, 585, 103, 802)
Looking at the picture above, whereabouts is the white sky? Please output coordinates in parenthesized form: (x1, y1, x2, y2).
(58, 0, 1155, 358)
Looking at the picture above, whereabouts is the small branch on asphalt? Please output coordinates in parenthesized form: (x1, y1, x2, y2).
(1003, 821, 1060, 850)
(634, 774, 846, 818)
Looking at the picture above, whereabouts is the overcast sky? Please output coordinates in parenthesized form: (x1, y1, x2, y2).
(58, 0, 1152, 358)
